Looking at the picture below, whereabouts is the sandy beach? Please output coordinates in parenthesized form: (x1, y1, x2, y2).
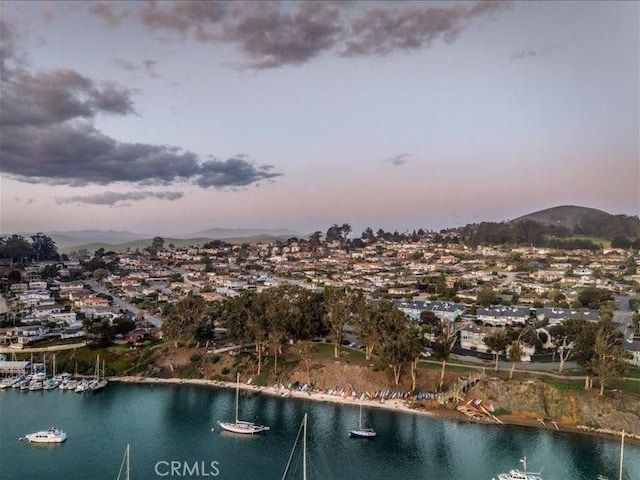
(108, 375, 639, 444)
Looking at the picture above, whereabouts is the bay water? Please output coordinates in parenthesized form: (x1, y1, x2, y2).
(1, 383, 638, 479)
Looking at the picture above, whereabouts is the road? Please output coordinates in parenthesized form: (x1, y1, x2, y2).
(85, 279, 163, 328)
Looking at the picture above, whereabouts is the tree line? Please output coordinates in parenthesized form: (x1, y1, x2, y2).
(0, 233, 60, 264)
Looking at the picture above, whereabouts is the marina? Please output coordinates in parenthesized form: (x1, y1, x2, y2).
(1, 382, 638, 479)
(0, 353, 108, 394)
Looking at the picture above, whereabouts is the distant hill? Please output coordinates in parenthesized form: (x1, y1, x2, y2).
(22, 230, 149, 249)
(183, 227, 301, 239)
(58, 235, 290, 255)
(511, 205, 640, 240)
(15, 228, 302, 250)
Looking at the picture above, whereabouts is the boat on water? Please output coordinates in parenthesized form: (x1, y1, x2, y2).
(217, 373, 269, 435)
(349, 402, 376, 438)
(28, 380, 43, 391)
(493, 457, 545, 480)
(75, 379, 90, 392)
(23, 427, 67, 444)
(91, 356, 108, 392)
(116, 444, 131, 480)
(281, 413, 309, 479)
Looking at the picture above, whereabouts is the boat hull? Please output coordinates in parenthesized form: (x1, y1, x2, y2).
(24, 429, 67, 444)
(349, 429, 377, 438)
(217, 421, 270, 435)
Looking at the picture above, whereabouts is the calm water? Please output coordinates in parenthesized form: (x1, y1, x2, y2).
(1, 383, 638, 479)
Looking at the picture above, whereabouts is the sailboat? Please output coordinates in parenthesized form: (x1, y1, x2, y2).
(281, 414, 308, 480)
(596, 430, 625, 480)
(217, 373, 269, 434)
(349, 402, 376, 438)
(92, 357, 108, 392)
(116, 444, 131, 480)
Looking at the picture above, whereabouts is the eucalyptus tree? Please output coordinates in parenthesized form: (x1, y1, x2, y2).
(590, 320, 628, 396)
(434, 321, 460, 390)
(378, 310, 413, 386)
(324, 286, 359, 359)
(162, 293, 208, 348)
(483, 329, 510, 371)
(406, 323, 428, 392)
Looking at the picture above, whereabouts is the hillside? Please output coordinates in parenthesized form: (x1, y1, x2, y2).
(58, 235, 290, 254)
(512, 205, 640, 240)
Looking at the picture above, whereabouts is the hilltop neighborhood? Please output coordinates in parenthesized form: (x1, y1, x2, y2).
(1, 229, 639, 370)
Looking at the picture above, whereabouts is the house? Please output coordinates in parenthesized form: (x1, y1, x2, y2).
(477, 306, 532, 326)
(534, 307, 600, 326)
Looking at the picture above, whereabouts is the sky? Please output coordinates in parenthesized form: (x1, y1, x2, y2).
(0, 0, 638, 236)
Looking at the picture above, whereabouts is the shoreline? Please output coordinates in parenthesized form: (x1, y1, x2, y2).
(108, 375, 639, 444)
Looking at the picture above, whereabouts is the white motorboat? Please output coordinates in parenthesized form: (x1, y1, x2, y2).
(349, 402, 376, 438)
(75, 380, 89, 393)
(217, 373, 269, 435)
(24, 427, 67, 444)
(493, 457, 545, 480)
(28, 381, 43, 391)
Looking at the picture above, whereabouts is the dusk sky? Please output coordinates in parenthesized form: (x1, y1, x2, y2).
(0, 0, 638, 236)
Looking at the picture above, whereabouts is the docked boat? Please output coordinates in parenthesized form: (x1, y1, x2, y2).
(28, 380, 43, 391)
(217, 373, 269, 434)
(493, 457, 545, 480)
(60, 380, 77, 391)
(75, 380, 89, 393)
(349, 402, 376, 438)
(90, 356, 108, 392)
(24, 427, 67, 444)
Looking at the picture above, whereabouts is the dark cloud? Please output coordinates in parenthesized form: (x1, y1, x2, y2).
(343, 1, 509, 57)
(88, 1, 509, 69)
(0, 19, 283, 190)
(55, 191, 184, 206)
(221, 2, 343, 69)
(510, 45, 556, 61)
(386, 153, 411, 166)
(1, 121, 281, 187)
(0, 69, 136, 127)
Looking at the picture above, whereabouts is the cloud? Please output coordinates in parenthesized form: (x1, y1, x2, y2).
(1, 121, 281, 187)
(87, 1, 510, 69)
(386, 153, 411, 166)
(221, 2, 343, 69)
(510, 45, 556, 61)
(0, 19, 282, 190)
(343, 1, 509, 57)
(55, 191, 184, 206)
(114, 57, 160, 78)
(90, 1, 128, 27)
(0, 68, 136, 127)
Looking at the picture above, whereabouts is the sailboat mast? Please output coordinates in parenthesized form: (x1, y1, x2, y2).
(126, 443, 130, 480)
(303, 413, 307, 480)
(235, 373, 240, 424)
(619, 430, 624, 480)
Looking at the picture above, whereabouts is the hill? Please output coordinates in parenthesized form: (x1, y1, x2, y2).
(512, 205, 640, 240)
(58, 235, 290, 254)
(183, 227, 301, 239)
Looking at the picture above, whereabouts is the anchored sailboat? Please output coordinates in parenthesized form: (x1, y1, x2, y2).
(349, 402, 376, 438)
(217, 373, 269, 434)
